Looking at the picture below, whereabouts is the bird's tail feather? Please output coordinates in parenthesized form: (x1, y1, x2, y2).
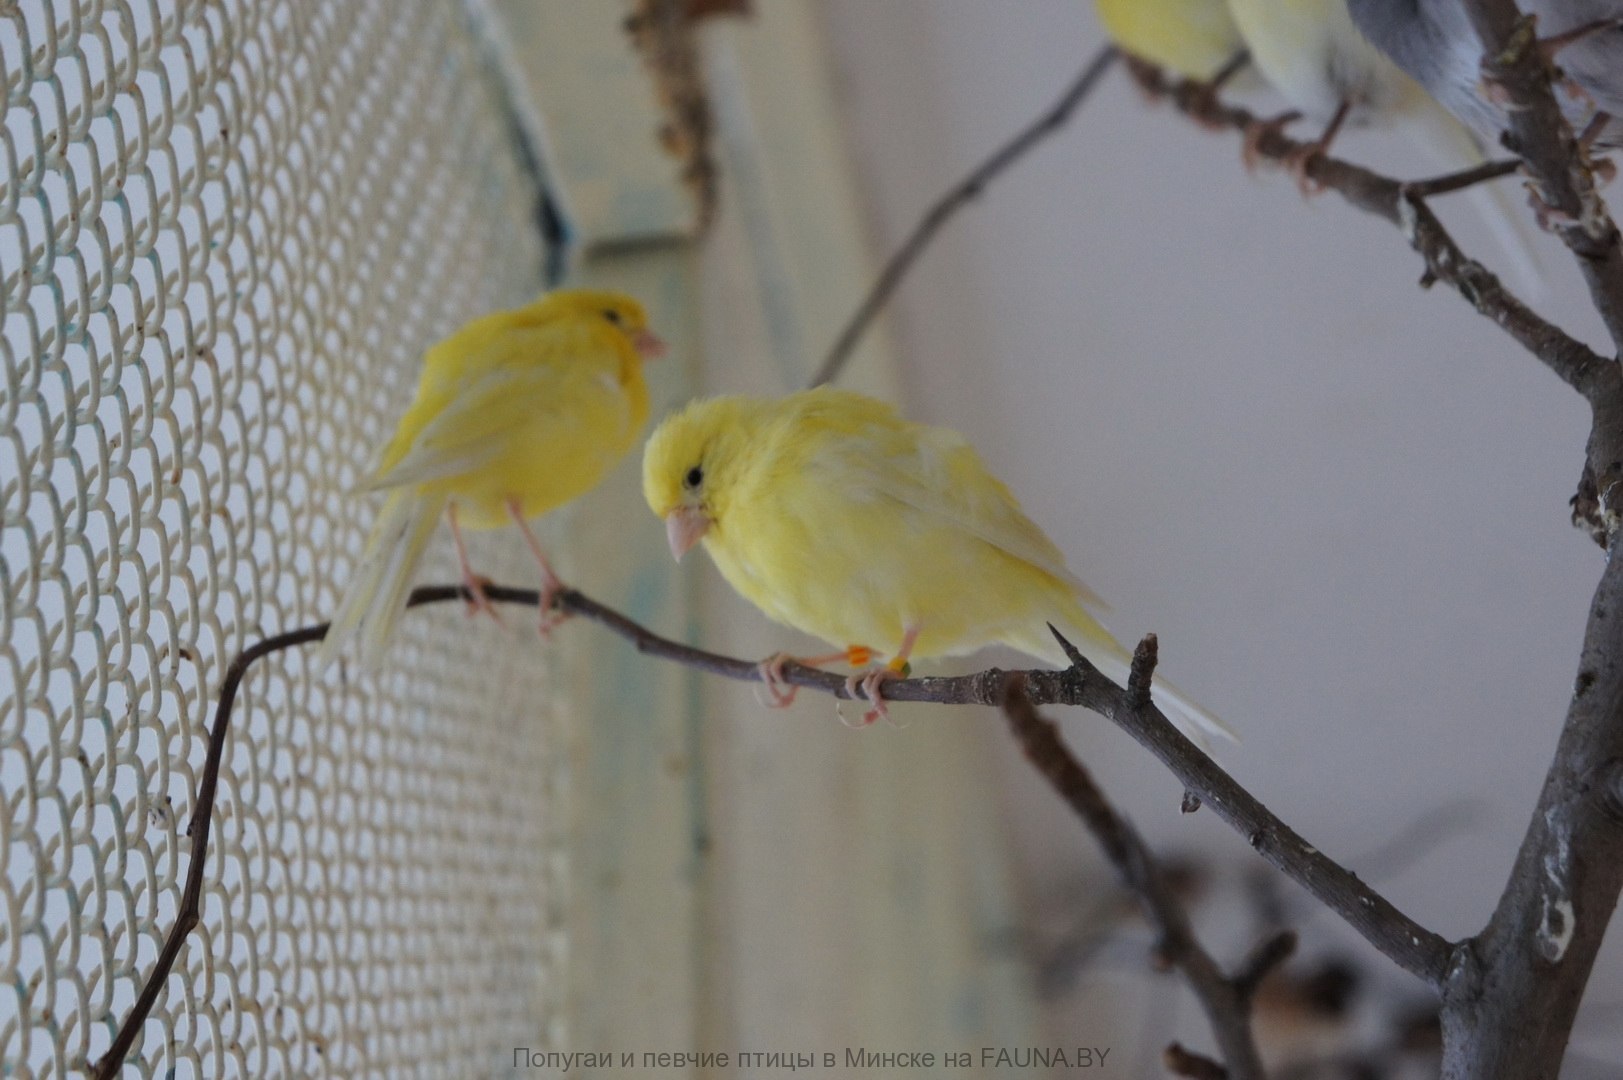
(316, 490, 446, 672)
(1005, 613, 1239, 750)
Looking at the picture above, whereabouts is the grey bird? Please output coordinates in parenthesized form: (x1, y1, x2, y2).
(1346, 0, 1623, 147)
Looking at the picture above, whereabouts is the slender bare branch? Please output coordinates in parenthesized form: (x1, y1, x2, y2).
(1000, 676, 1269, 1078)
(809, 44, 1119, 389)
(1042, 626, 1453, 987)
(91, 576, 1454, 1075)
(1461, 0, 1623, 353)
(1127, 60, 1614, 402)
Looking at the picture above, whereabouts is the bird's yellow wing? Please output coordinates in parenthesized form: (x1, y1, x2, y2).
(360, 318, 640, 497)
(801, 398, 1112, 615)
(1095, 0, 1244, 81)
(359, 364, 592, 491)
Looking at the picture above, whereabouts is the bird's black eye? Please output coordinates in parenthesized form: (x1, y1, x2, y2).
(684, 465, 704, 489)
(602, 308, 623, 326)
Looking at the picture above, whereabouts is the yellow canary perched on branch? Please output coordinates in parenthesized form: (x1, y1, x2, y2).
(320, 289, 664, 669)
(642, 387, 1233, 743)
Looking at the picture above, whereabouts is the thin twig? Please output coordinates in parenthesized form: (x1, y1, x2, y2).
(92, 578, 1452, 1074)
(808, 44, 1119, 389)
(1462, 0, 1623, 353)
(1402, 157, 1523, 198)
(1000, 676, 1268, 1079)
(1041, 625, 1453, 986)
(1127, 60, 1613, 402)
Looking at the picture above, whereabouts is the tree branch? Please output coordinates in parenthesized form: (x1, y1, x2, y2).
(1040, 626, 1453, 988)
(808, 44, 1118, 389)
(91, 579, 1450, 1076)
(1129, 12, 1623, 1074)
(1461, 0, 1623, 354)
(1126, 60, 1614, 403)
(1438, 536, 1623, 1077)
(1000, 676, 1277, 1078)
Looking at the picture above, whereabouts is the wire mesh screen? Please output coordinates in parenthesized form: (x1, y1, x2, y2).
(2, 0, 564, 1074)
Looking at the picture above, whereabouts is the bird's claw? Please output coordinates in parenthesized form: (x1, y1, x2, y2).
(1282, 143, 1329, 197)
(1241, 110, 1300, 173)
(536, 576, 570, 638)
(841, 666, 901, 727)
(462, 574, 504, 625)
(754, 653, 799, 709)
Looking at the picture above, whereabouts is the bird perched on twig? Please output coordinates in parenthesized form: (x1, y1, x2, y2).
(1226, 0, 1544, 287)
(1346, 0, 1623, 151)
(1227, 0, 1448, 183)
(642, 386, 1234, 744)
(319, 289, 664, 669)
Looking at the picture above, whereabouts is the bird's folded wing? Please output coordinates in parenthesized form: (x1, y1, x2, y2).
(357, 364, 601, 492)
(852, 430, 1113, 614)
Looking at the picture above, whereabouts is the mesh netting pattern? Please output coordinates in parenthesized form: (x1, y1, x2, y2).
(1, 0, 563, 1074)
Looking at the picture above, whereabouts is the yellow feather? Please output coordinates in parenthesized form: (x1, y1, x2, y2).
(643, 387, 1234, 744)
(1096, 0, 1246, 82)
(320, 288, 658, 669)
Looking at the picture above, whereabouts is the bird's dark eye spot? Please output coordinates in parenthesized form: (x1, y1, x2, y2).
(602, 309, 623, 326)
(684, 465, 704, 489)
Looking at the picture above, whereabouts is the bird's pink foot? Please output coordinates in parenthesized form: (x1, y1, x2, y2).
(1241, 110, 1301, 173)
(461, 573, 504, 624)
(755, 653, 800, 708)
(753, 645, 875, 710)
(536, 574, 570, 638)
(842, 664, 905, 727)
(1282, 142, 1331, 196)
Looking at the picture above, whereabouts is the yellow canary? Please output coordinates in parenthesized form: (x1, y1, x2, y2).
(1096, 0, 1247, 82)
(320, 288, 663, 669)
(642, 387, 1233, 743)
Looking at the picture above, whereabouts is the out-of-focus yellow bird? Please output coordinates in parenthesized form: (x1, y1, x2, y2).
(319, 289, 664, 669)
(1096, 0, 1247, 82)
(642, 387, 1234, 743)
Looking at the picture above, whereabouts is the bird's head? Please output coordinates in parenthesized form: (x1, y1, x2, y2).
(642, 396, 753, 561)
(543, 288, 667, 360)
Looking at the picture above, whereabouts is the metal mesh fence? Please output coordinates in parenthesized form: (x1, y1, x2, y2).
(2, 0, 564, 1074)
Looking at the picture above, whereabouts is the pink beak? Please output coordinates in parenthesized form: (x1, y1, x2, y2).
(633, 329, 667, 360)
(665, 506, 710, 561)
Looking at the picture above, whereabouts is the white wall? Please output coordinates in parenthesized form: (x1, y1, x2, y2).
(820, 0, 1622, 1068)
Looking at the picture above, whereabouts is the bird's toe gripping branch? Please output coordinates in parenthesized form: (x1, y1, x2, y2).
(838, 629, 918, 727)
(754, 645, 878, 710)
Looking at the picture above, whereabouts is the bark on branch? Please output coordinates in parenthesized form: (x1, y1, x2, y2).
(90, 581, 1448, 1076)
(1461, 0, 1623, 354)
(1137, 8, 1623, 1072)
(1126, 60, 1614, 403)
(1000, 676, 1284, 1078)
